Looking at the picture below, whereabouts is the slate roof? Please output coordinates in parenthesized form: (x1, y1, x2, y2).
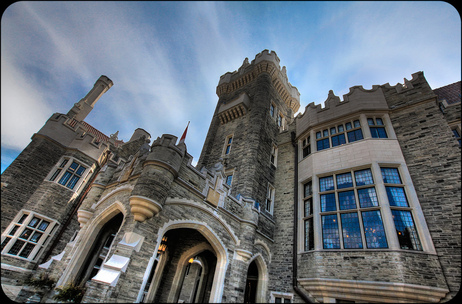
(433, 81, 461, 105)
(67, 118, 124, 147)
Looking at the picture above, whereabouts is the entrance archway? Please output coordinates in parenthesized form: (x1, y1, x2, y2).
(139, 222, 228, 303)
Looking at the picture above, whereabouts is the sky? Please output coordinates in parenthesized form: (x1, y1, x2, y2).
(1, 1, 460, 173)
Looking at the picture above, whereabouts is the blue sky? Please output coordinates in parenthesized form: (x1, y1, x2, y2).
(1, 1, 460, 173)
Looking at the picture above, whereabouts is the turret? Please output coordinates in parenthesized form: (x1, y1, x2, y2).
(67, 75, 113, 121)
(129, 134, 186, 222)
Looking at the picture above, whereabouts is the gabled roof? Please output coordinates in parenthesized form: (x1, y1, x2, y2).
(433, 81, 461, 105)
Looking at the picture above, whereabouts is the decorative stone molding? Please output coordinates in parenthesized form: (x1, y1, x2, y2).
(91, 184, 134, 210)
(234, 249, 253, 262)
(129, 195, 163, 222)
(298, 278, 449, 303)
(77, 210, 94, 228)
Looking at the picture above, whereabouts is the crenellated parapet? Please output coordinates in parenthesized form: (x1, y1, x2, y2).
(216, 49, 300, 112)
(295, 72, 437, 137)
(129, 134, 186, 222)
(381, 71, 437, 109)
(295, 84, 389, 136)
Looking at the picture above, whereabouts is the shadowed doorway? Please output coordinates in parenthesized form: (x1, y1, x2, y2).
(244, 260, 258, 303)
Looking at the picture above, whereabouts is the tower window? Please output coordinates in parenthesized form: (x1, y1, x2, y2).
(223, 135, 233, 155)
(47, 157, 89, 191)
(226, 174, 233, 186)
(265, 184, 275, 214)
(452, 126, 461, 147)
(270, 145, 278, 167)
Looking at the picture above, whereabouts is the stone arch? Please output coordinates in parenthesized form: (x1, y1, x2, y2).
(254, 239, 272, 263)
(167, 242, 215, 302)
(138, 220, 228, 303)
(247, 253, 269, 303)
(165, 198, 239, 245)
(57, 202, 126, 287)
(91, 184, 134, 210)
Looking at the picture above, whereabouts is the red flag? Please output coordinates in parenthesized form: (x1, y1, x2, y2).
(179, 121, 190, 144)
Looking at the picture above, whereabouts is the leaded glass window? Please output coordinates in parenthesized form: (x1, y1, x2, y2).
(392, 210, 422, 251)
(1, 211, 58, 261)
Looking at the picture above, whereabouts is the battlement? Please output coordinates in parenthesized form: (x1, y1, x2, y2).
(295, 72, 437, 137)
(381, 71, 437, 109)
(216, 50, 300, 112)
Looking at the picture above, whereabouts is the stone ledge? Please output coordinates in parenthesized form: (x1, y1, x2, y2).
(298, 277, 448, 303)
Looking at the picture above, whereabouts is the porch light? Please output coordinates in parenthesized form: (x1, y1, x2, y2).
(189, 257, 194, 264)
(157, 236, 168, 253)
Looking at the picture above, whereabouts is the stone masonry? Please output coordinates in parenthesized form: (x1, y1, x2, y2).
(1, 51, 459, 303)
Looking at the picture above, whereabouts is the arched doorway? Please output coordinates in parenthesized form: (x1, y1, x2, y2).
(244, 255, 268, 303)
(75, 212, 123, 286)
(141, 227, 224, 303)
(244, 260, 258, 303)
(177, 250, 216, 303)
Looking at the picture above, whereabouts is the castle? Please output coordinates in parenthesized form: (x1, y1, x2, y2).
(1, 50, 460, 303)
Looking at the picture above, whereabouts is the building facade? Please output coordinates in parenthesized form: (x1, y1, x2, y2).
(1, 50, 460, 303)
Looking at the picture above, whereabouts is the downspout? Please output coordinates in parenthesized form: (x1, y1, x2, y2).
(37, 150, 111, 267)
(291, 132, 316, 303)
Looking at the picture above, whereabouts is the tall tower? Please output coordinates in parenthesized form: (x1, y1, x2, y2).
(198, 50, 300, 210)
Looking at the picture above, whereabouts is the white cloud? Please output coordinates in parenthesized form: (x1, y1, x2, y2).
(1, 1, 459, 170)
(1, 54, 52, 150)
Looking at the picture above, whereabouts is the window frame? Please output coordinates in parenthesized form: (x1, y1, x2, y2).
(368, 117, 388, 139)
(223, 134, 234, 156)
(451, 125, 461, 147)
(271, 292, 294, 303)
(270, 144, 278, 167)
(317, 168, 388, 250)
(301, 135, 311, 158)
(46, 157, 90, 192)
(380, 166, 423, 251)
(315, 119, 364, 152)
(1, 210, 59, 261)
(270, 103, 275, 118)
(265, 183, 276, 214)
(302, 180, 314, 251)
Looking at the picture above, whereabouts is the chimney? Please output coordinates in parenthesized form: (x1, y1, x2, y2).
(67, 75, 113, 121)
